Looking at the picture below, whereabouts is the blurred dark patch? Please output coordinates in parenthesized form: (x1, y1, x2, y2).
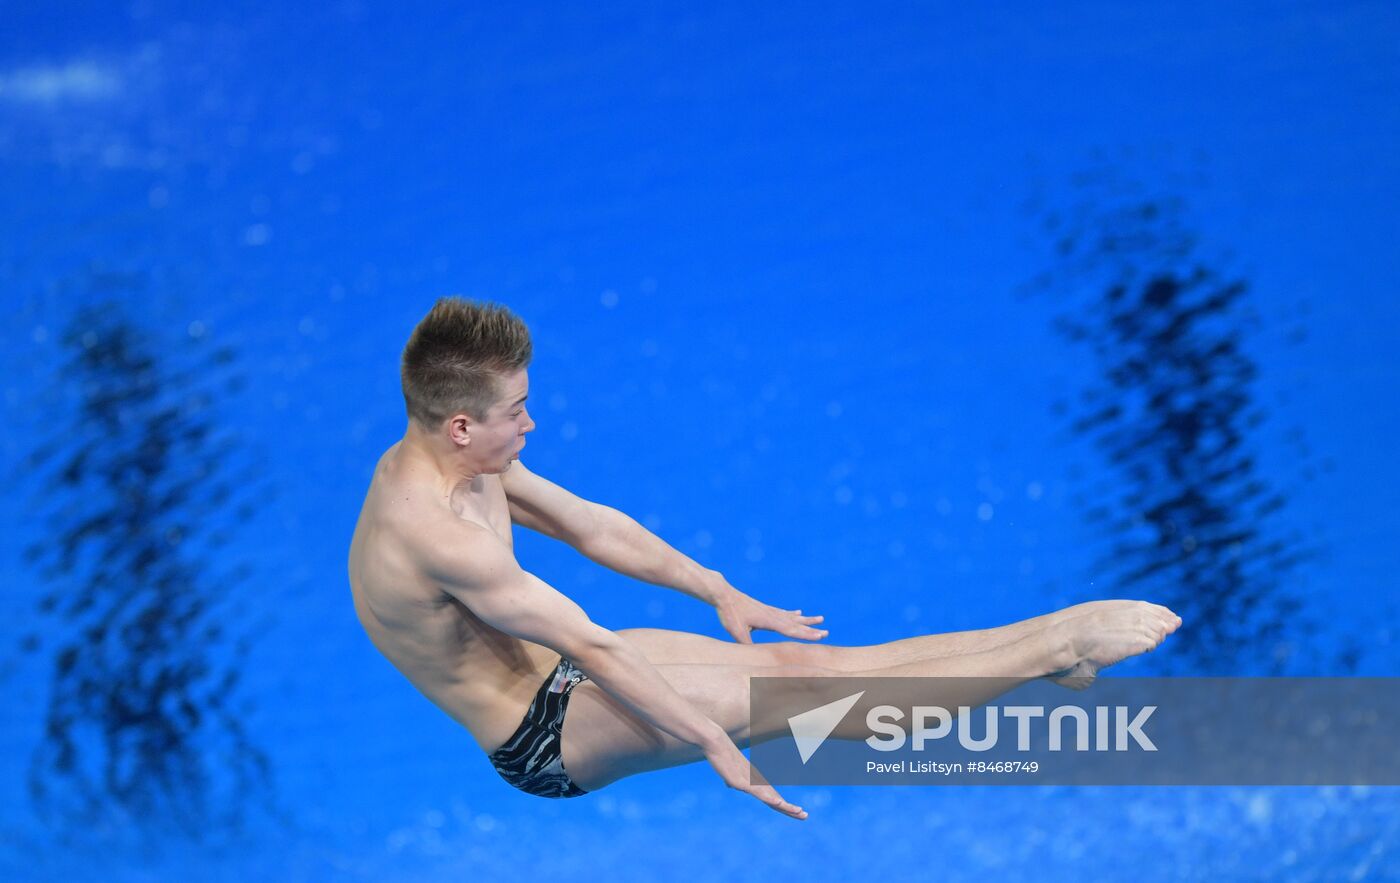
(1021, 172, 1342, 675)
(15, 284, 278, 843)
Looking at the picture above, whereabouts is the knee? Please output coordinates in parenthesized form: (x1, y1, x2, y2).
(768, 640, 837, 670)
(752, 662, 846, 717)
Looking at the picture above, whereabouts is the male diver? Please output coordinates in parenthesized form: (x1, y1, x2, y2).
(348, 297, 1181, 820)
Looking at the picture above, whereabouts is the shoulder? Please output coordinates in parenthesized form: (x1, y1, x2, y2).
(361, 463, 506, 584)
(497, 459, 601, 543)
(498, 456, 538, 491)
(497, 458, 555, 513)
(400, 504, 518, 594)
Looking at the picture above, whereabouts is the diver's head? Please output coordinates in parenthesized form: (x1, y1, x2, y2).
(400, 296, 535, 474)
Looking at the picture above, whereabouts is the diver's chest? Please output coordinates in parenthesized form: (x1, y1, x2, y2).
(454, 478, 513, 548)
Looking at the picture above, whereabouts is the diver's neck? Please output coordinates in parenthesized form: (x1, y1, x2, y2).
(397, 426, 483, 494)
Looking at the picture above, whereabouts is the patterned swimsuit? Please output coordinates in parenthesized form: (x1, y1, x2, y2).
(486, 656, 591, 798)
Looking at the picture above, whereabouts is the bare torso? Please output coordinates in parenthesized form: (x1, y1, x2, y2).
(347, 443, 560, 753)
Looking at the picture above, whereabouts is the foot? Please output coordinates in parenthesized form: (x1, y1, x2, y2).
(1006, 599, 1157, 646)
(1045, 601, 1182, 690)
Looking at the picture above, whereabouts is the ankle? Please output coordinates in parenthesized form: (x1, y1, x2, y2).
(1041, 624, 1077, 676)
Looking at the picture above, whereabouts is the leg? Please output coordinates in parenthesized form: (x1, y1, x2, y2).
(564, 602, 1181, 792)
(616, 599, 1160, 672)
(561, 629, 1062, 793)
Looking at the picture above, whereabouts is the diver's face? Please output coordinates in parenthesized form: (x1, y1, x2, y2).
(490, 368, 534, 469)
(445, 368, 534, 474)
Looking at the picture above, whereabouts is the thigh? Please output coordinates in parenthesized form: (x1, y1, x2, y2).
(560, 660, 821, 793)
(615, 626, 798, 667)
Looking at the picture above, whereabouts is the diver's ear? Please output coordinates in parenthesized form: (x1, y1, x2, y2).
(446, 414, 473, 446)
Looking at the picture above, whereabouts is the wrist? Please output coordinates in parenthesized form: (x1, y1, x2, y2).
(700, 569, 738, 607)
(697, 720, 734, 753)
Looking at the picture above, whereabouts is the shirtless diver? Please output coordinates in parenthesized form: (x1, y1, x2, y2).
(347, 296, 1182, 821)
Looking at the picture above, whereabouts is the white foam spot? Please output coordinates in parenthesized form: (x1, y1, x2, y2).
(0, 59, 122, 103)
(1246, 793, 1272, 825)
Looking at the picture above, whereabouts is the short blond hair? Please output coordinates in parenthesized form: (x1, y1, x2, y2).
(400, 296, 533, 428)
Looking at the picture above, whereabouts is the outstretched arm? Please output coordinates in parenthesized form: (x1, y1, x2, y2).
(586, 507, 829, 643)
(415, 518, 809, 820)
(501, 459, 827, 643)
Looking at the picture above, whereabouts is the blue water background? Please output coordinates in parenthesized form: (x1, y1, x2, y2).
(1, 1, 1398, 879)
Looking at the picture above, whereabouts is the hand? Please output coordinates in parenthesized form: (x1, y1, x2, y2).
(711, 581, 828, 645)
(702, 732, 809, 820)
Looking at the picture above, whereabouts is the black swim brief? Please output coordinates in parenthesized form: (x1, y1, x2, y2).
(486, 656, 590, 798)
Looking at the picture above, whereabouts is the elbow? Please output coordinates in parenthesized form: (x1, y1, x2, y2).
(556, 624, 626, 669)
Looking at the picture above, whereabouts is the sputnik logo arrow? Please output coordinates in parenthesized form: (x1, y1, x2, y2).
(788, 691, 865, 763)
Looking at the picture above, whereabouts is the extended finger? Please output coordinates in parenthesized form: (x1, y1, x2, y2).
(768, 618, 826, 640)
(787, 613, 827, 638)
(755, 785, 808, 820)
